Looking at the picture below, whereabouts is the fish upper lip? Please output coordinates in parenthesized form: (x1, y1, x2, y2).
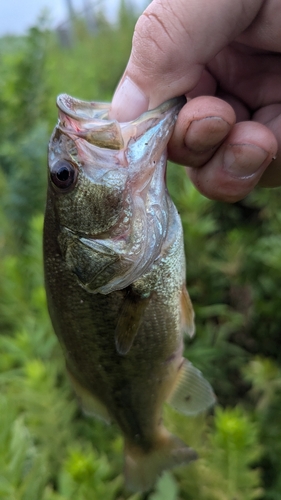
(56, 94, 110, 121)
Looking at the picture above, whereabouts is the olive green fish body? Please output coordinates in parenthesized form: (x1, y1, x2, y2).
(44, 95, 215, 491)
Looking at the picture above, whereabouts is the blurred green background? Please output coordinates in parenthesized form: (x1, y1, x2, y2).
(1, 2, 281, 499)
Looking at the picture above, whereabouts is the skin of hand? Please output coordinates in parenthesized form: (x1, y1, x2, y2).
(109, 0, 281, 202)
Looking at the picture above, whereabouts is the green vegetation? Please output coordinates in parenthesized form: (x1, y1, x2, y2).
(1, 3, 281, 498)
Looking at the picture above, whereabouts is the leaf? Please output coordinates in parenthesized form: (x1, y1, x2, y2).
(151, 472, 178, 500)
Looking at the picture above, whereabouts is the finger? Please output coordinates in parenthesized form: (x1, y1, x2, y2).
(215, 91, 251, 122)
(253, 104, 281, 187)
(110, 0, 263, 121)
(187, 121, 278, 202)
(208, 44, 281, 110)
(185, 69, 217, 99)
(168, 96, 236, 167)
(184, 72, 251, 122)
(237, 0, 281, 52)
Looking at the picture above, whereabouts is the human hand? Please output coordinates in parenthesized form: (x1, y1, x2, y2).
(110, 0, 281, 202)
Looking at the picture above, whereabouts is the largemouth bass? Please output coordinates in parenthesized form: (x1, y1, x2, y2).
(44, 94, 215, 492)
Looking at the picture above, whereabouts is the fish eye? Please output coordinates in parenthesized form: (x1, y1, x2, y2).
(50, 160, 77, 191)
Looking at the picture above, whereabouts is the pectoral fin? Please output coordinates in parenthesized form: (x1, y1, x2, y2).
(181, 285, 195, 338)
(167, 359, 216, 415)
(115, 289, 150, 356)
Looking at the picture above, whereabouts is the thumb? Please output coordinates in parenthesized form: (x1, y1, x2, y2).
(110, 0, 263, 121)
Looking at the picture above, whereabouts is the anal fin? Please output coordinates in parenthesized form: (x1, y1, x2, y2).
(115, 288, 150, 355)
(181, 285, 195, 338)
(66, 366, 111, 424)
(167, 359, 216, 415)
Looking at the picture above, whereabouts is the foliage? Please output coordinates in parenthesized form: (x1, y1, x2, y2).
(1, 2, 281, 498)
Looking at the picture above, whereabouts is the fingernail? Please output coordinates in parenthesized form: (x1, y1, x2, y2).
(223, 144, 268, 177)
(110, 76, 149, 122)
(185, 117, 231, 152)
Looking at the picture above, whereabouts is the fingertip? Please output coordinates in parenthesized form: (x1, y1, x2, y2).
(187, 124, 277, 203)
(223, 143, 269, 178)
(168, 96, 236, 166)
(109, 76, 149, 122)
(184, 116, 232, 153)
(184, 96, 236, 121)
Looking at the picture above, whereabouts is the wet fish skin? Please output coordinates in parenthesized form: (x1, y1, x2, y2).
(44, 95, 215, 492)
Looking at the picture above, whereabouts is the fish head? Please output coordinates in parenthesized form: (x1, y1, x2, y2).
(46, 94, 185, 293)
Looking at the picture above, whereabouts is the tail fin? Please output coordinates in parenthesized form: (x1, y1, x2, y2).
(124, 427, 197, 492)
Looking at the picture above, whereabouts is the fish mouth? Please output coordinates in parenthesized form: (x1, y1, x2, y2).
(56, 94, 186, 150)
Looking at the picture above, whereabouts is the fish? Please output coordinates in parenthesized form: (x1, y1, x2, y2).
(43, 93, 215, 492)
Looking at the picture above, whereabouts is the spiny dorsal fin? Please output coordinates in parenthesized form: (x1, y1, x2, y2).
(181, 285, 195, 338)
(167, 359, 216, 415)
(115, 289, 150, 356)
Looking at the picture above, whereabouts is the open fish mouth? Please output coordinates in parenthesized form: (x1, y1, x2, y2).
(56, 93, 186, 150)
